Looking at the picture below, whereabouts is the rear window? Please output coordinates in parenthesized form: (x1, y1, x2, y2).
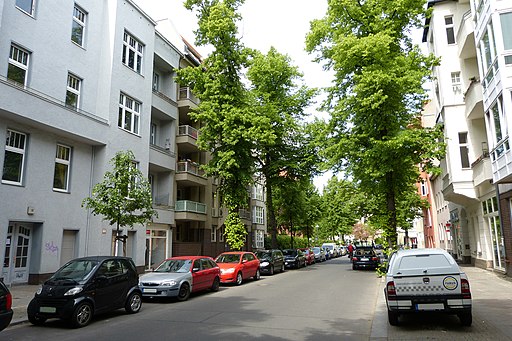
(396, 254, 456, 274)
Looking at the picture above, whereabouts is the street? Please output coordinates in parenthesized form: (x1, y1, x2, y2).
(2, 257, 512, 340)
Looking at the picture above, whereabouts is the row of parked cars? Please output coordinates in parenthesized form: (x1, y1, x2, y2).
(21, 244, 345, 329)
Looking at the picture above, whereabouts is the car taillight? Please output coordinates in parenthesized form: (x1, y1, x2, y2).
(386, 281, 396, 299)
(6, 292, 12, 310)
(352, 257, 357, 261)
(372, 257, 379, 261)
(461, 278, 471, 299)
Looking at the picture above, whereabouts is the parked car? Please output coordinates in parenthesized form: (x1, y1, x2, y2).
(299, 248, 315, 265)
(312, 247, 326, 262)
(322, 243, 338, 258)
(352, 246, 380, 270)
(255, 250, 285, 275)
(322, 247, 331, 260)
(339, 245, 348, 256)
(27, 256, 142, 328)
(282, 249, 306, 269)
(0, 281, 13, 332)
(215, 252, 260, 285)
(384, 248, 472, 326)
(139, 256, 220, 301)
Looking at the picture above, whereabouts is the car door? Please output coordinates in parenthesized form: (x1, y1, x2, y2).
(93, 259, 127, 312)
(191, 259, 205, 292)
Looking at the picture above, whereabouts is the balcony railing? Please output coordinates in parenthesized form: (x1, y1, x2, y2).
(152, 193, 171, 207)
(178, 125, 199, 139)
(176, 161, 205, 177)
(179, 87, 198, 104)
(152, 89, 177, 106)
(175, 200, 207, 214)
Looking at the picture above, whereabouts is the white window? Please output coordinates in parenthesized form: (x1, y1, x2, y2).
(252, 183, 264, 201)
(16, 0, 35, 16)
(71, 5, 86, 47)
(211, 226, 217, 242)
(2, 129, 27, 185)
(420, 181, 428, 196)
(445, 16, 455, 44)
(254, 230, 264, 249)
(53, 144, 71, 191)
(122, 31, 143, 73)
(150, 123, 157, 145)
(8, 44, 29, 86)
(118, 93, 141, 134)
(451, 72, 461, 94)
(253, 206, 264, 224)
(459, 132, 470, 168)
(66, 73, 81, 109)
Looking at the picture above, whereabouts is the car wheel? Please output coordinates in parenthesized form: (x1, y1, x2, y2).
(236, 272, 243, 285)
(28, 313, 46, 326)
(254, 269, 261, 280)
(459, 312, 472, 326)
(269, 265, 274, 275)
(211, 277, 220, 292)
(388, 310, 399, 326)
(125, 291, 142, 314)
(71, 301, 93, 328)
(177, 282, 191, 301)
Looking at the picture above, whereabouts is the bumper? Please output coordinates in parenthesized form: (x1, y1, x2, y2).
(353, 261, 379, 268)
(284, 260, 299, 268)
(387, 295, 472, 313)
(27, 297, 79, 320)
(0, 310, 13, 331)
(140, 286, 180, 297)
(259, 265, 272, 274)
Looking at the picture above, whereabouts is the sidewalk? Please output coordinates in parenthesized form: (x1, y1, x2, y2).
(8, 284, 39, 325)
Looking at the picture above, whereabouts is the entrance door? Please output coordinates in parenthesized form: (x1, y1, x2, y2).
(2, 223, 32, 284)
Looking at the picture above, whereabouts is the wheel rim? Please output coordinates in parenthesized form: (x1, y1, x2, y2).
(236, 273, 242, 285)
(130, 293, 142, 311)
(76, 304, 92, 326)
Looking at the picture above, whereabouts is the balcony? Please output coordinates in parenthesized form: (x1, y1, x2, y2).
(457, 11, 476, 60)
(442, 172, 478, 206)
(176, 161, 207, 187)
(491, 137, 512, 183)
(149, 144, 176, 171)
(152, 90, 178, 120)
(464, 80, 483, 120)
(178, 87, 198, 110)
(471, 154, 492, 187)
(151, 193, 174, 225)
(175, 200, 207, 222)
(176, 125, 199, 153)
(239, 209, 251, 221)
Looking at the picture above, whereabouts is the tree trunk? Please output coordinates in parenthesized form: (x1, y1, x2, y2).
(264, 156, 278, 249)
(386, 172, 398, 247)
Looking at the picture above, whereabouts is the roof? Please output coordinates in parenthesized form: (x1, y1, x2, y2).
(164, 256, 212, 260)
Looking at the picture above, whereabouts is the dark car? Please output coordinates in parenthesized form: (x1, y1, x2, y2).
(282, 249, 306, 269)
(352, 246, 380, 270)
(299, 248, 315, 265)
(256, 250, 285, 275)
(0, 281, 13, 332)
(27, 256, 142, 328)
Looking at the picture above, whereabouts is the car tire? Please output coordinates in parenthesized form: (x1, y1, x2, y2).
(269, 265, 274, 275)
(458, 311, 472, 326)
(71, 301, 93, 328)
(28, 313, 46, 326)
(388, 310, 399, 326)
(211, 277, 220, 292)
(254, 269, 261, 280)
(177, 282, 191, 301)
(125, 291, 142, 314)
(236, 272, 243, 285)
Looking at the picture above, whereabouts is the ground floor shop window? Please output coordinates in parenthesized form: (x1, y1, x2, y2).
(145, 228, 169, 270)
(483, 197, 505, 270)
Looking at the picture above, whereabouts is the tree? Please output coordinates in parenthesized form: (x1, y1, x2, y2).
(306, 0, 444, 247)
(82, 150, 156, 256)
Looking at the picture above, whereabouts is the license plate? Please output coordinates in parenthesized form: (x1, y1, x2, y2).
(143, 288, 157, 294)
(40, 306, 56, 313)
(416, 303, 444, 311)
(361, 258, 369, 261)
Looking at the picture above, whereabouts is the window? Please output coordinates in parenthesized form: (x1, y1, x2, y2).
(66, 73, 81, 109)
(420, 181, 428, 196)
(16, 0, 35, 15)
(451, 71, 461, 94)
(2, 129, 27, 185)
(253, 183, 264, 201)
(254, 230, 264, 249)
(122, 31, 143, 73)
(445, 16, 455, 44)
(118, 93, 141, 134)
(150, 123, 157, 145)
(71, 5, 86, 47)
(219, 227, 224, 242)
(253, 206, 264, 224)
(53, 144, 71, 191)
(211, 226, 217, 242)
(459, 132, 470, 168)
(8, 44, 29, 86)
(152, 73, 159, 91)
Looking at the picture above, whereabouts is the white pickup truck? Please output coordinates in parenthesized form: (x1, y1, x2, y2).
(384, 248, 472, 326)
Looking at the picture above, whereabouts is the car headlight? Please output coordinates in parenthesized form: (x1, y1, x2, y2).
(221, 268, 235, 274)
(260, 261, 269, 267)
(64, 287, 83, 296)
(161, 280, 177, 287)
(36, 286, 43, 295)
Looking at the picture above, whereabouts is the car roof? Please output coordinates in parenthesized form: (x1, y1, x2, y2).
(70, 256, 132, 262)
(163, 256, 212, 260)
(218, 251, 250, 255)
(394, 248, 450, 257)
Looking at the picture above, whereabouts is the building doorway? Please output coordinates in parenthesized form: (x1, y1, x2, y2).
(2, 223, 33, 284)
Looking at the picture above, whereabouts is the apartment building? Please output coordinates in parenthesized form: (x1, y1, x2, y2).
(423, 0, 495, 269)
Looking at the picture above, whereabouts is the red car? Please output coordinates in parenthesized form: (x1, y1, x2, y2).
(215, 252, 260, 285)
(299, 248, 315, 265)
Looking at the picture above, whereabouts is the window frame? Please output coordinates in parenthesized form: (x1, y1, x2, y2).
(122, 31, 144, 74)
(2, 129, 27, 185)
(252, 206, 264, 224)
(445, 16, 456, 45)
(71, 4, 86, 47)
(66, 73, 81, 110)
(458, 132, 470, 169)
(8, 44, 30, 86)
(15, 0, 35, 16)
(118, 93, 141, 135)
(53, 144, 71, 192)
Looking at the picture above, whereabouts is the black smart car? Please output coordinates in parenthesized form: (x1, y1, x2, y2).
(0, 281, 13, 332)
(27, 256, 142, 328)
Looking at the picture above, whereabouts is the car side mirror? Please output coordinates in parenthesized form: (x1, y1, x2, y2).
(192, 268, 200, 272)
(242, 259, 247, 263)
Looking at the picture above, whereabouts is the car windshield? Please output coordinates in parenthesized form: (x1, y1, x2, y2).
(50, 259, 98, 283)
(283, 250, 297, 256)
(256, 251, 271, 260)
(312, 247, 320, 253)
(154, 259, 192, 273)
(216, 254, 241, 263)
(355, 248, 375, 256)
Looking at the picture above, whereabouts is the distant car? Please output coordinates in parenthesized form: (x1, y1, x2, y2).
(352, 246, 380, 270)
(0, 281, 13, 332)
(215, 252, 260, 285)
(256, 250, 285, 275)
(282, 249, 306, 269)
(339, 245, 348, 256)
(322, 243, 338, 258)
(27, 256, 142, 328)
(299, 248, 315, 265)
(139, 256, 220, 301)
(312, 247, 326, 262)
(384, 248, 472, 326)
(322, 247, 331, 260)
